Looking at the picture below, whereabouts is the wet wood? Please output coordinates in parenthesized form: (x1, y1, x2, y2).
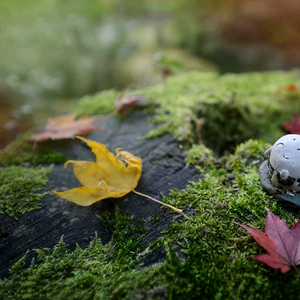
(0, 111, 199, 278)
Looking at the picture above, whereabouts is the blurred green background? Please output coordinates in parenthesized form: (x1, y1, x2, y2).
(1, 0, 300, 147)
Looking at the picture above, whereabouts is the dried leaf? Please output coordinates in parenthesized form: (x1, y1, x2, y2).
(52, 136, 142, 205)
(283, 114, 300, 134)
(236, 209, 300, 273)
(27, 114, 96, 142)
(115, 95, 144, 115)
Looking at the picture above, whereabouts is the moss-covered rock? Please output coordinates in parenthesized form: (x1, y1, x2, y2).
(72, 70, 300, 155)
(2, 70, 300, 299)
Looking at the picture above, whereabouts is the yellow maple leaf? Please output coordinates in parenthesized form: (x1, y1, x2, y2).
(52, 136, 141, 205)
(52, 136, 182, 213)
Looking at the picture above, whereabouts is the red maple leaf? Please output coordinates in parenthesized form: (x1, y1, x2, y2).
(285, 84, 298, 92)
(236, 209, 300, 273)
(283, 114, 300, 134)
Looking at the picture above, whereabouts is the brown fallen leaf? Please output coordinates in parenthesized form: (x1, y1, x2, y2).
(52, 136, 182, 213)
(27, 114, 96, 142)
(236, 209, 300, 273)
(115, 95, 144, 115)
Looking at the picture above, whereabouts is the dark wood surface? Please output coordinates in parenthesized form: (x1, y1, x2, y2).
(0, 111, 199, 278)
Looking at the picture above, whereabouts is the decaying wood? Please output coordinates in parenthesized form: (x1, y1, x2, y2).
(0, 111, 199, 278)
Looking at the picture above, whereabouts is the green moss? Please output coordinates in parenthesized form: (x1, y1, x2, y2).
(160, 139, 300, 299)
(141, 123, 170, 139)
(234, 139, 271, 159)
(150, 213, 163, 225)
(0, 132, 64, 219)
(194, 99, 258, 155)
(0, 133, 67, 167)
(72, 90, 119, 116)
(97, 207, 147, 239)
(0, 208, 149, 299)
(71, 70, 300, 153)
(186, 144, 215, 170)
(139, 70, 300, 149)
(0, 165, 51, 218)
(2, 139, 300, 299)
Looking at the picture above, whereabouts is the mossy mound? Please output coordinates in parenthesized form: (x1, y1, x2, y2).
(74, 70, 300, 154)
(194, 98, 258, 155)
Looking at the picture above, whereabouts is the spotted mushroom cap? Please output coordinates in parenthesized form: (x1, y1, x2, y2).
(265, 134, 300, 192)
(268, 134, 300, 177)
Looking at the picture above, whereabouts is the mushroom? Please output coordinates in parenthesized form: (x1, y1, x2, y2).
(264, 134, 300, 193)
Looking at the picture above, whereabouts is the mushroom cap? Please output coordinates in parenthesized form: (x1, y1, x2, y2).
(269, 134, 300, 179)
(268, 134, 300, 192)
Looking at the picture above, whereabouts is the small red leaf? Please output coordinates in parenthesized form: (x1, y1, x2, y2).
(283, 114, 300, 134)
(236, 209, 300, 273)
(115, 95, 144, 115)
(285, 84, 298, 92)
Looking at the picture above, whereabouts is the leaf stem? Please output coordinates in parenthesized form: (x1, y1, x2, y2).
(132, 190, 183, 214)
(293, 264, 300, 275)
